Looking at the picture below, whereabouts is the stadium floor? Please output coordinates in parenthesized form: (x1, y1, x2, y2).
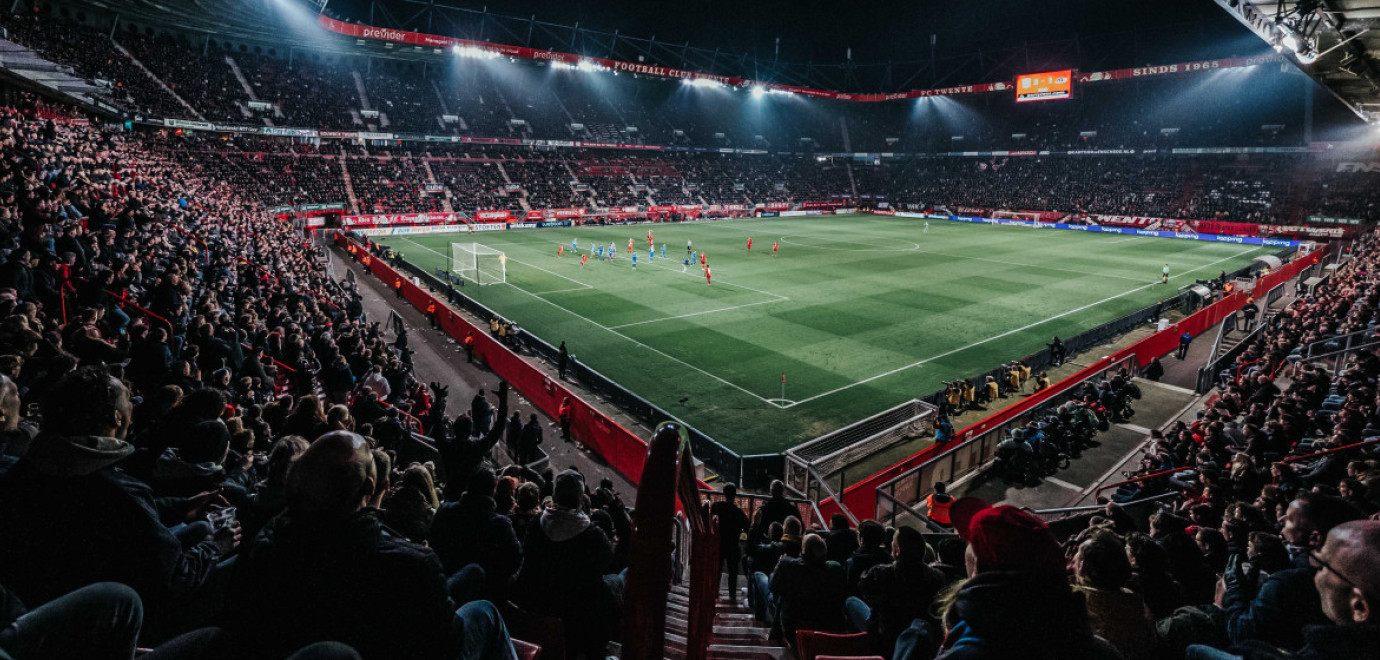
(377, 215, 1272, 455)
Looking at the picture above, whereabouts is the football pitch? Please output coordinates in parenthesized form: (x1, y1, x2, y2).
(377, 215, 1272, 455)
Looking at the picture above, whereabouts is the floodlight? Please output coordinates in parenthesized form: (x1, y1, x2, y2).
(751, 86, 766, 98)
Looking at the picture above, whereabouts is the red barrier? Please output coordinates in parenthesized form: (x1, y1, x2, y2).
(822, 246, 1328, 518)
(337, 234, 651, 485)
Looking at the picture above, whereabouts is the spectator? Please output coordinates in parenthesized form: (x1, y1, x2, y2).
(825, 513, 859, 563)
(0, 367, 238, 634)
(934, 498, 1120, 660)
(429, 467, 522, 603)
(848, 526, 948, 658)
(844, 519, 893, 589)
(710, 483, 750, 606)
(510, 469, 618, 658)
(764, 533, 848, 642)
(1071, 531, 1155, 660)
(224, 431, 516, 660)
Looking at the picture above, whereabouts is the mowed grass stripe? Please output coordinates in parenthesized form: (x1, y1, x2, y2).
(379, 216, 1268, 453)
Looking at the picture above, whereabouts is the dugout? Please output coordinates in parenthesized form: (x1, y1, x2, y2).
(1179, 284, 1215, 313)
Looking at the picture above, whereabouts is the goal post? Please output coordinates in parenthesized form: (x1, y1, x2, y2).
(451, 242, 507, 286)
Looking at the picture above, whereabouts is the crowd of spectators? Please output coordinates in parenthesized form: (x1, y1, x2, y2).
(0, 11, 186, 119)
(721, 241, 1380, 660)
(0, 95, 657, 660)
(345, 156, 443, 214)
(119, 31, 247, 124)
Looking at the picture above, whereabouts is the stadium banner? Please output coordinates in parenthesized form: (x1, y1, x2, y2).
(163, 118, 215, 131)
(470, 222, 506, 232)
(1192, 220, 1261, 237)
(1307, 215, 1363, 225)
(1335, 162, 1380, 173)
(343, 212, 463, 227)
(537, 221, 574, 228)
(1259, 225, 1352, 239)
(319, 15, 1280, 103)
(507, 222, 539, 230)
(319, 131, 359, 139)
(1076, 55, 1284, 84)
(356, 132, 394, 140)
(947, 215, 1301, 247)
(475, 210, 513, 221)
(758, 212, 780, 218)
(356, 223, 468, 237)
(263, 127, 319, 138)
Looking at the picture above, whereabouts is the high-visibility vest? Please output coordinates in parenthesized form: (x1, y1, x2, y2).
(927, 493, 953, 524)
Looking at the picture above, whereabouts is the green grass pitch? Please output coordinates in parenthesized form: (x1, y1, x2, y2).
(377, 215, 1271, 455)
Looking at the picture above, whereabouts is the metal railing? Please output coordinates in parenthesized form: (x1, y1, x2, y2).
(872, 354, 1139, 522)
(1092, 466, 1181, 502)
(876, 487, 951, 534)
(1030, 491, 1180, 516)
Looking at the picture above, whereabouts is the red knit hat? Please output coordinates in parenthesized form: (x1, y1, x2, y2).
(950, 497, 1065, 574)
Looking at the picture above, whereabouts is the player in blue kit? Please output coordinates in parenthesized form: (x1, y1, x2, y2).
(632, 253, 638, 269)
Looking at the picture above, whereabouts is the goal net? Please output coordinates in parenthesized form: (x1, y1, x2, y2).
(991, 210, 1043, 222)
(451, 242, 507, 286)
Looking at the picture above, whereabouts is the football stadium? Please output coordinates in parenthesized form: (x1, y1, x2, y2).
(0, 1, 1378, 659)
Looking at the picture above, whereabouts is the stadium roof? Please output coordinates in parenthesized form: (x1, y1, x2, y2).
(64, 0, 1282, 96)
(1215, 1, 1380, 123)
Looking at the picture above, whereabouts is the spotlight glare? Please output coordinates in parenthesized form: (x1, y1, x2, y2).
(751, 85, 766, 98)
(451, 45, 500, 60)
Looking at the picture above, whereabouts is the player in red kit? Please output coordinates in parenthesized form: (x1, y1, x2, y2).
(772, 241, 779, 256)
(701, 252, 707, 267)
(747, 237, 753, 251)
(581, 253, 588, 268)
(557, 245, 563, 258)
(705, 266, 712, 285)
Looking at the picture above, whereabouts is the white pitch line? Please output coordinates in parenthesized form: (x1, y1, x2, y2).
(1045, 476, 1084, 492)
(608, 297, 788, 329)
(780, 246, 1262, 408)
(776, 233, 1152, 284)
(534, 286, 592, 295)
(395, 237, 785, 407)
(399, 237, 592, 290)
(1106, 236, 1143, 244)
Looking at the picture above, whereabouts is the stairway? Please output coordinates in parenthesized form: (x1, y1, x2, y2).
(352, 71, 372, 111)
(420, 159, 453, 213)
(110, 39, 205, 120)
(495, 162, 531, 212)
(225, 55, 257, 100)
(664, 581, 786, 660)
(339, 158, 359, 214)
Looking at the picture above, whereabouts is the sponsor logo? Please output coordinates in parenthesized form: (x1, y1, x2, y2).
(361, 27, 407, 41)
(1136, 230, 1159, 236)
(508, 222, 538, 229)
(1263, 239, 1294, 247)
(1337, 162, 1380, 173)
(1175, 232, 1197, 239)
(1214, 235, 1245, 243)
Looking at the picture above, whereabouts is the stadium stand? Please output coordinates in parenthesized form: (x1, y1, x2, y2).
(1, 3, 1379, 659)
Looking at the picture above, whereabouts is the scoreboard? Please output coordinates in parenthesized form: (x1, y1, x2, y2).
(1016, 70, 1073, 102)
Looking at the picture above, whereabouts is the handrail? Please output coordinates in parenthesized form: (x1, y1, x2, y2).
(624, 422, 716, 660)
(1029, 491, 1180, 516)
(104, 289, 174, 332)
(876, 488, 950, 534)
(1280, 437, 1380, 465)
(804, 462, 859, 526)
(1092, 466, 1181, 501)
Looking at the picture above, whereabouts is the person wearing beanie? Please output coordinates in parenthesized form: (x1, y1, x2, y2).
(934, 498, 1120, 660)
(510, 469, 618, 658)
(850, 525, 948, 658)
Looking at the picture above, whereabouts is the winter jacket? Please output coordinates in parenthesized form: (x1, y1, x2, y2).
(510, 507, 616, 656)
(429, 492, 522, 598)
(225, 510, 454, 660)
(1222, 553, 1327, 651)
(768, 556, 848, 640)
(936, 570, 1121, 660)
(0, 434, 223, 614)
(857, 557, 948, 653)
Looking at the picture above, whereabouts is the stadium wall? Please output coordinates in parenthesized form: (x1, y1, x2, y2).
(818, 246, 1328, 519)
(335, 234, 654, 485)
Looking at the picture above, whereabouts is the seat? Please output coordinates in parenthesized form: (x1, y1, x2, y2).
(512, 639, 542, 660)
(795, 630, 872, 660)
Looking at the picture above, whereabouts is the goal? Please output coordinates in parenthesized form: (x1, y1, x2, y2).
(451, 242, 507, 286)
